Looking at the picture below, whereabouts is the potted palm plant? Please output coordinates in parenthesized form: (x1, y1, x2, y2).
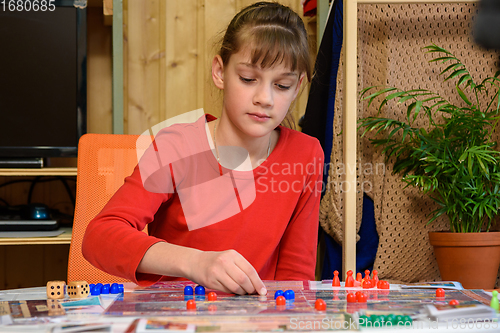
(358, 44, 500, 289)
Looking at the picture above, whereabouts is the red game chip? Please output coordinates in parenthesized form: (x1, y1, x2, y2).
(208, 292, 217, 301)
(377, 280, 390, 289)
(315, 298, 327, 311)
(362, 279, 374, 289)
(356, 292, 367, 303)
(346, 292, 357, 303)
(276, 295, 286, 306)
(186, 299, 196, 310)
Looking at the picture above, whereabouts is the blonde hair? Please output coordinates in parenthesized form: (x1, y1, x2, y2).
(218, 2, 312, 128)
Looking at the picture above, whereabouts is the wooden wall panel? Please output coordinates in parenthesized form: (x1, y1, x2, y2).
(87, 7, 113, 134)
(203, 0, 237, 117)
(163, 0, 201, 122)
(159, 0, 167, 127)
(125, 0, 162, 135)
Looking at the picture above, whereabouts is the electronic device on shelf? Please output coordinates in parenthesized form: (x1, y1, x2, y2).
(0, 203, 59, 232)
(0, 220, 59, 232)
(0, 0, 87, 168)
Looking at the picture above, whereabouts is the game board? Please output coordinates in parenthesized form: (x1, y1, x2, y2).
(102, 280, 495, 332)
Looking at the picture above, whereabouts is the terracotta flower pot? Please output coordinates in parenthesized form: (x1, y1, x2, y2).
(428, 231, 500, 289)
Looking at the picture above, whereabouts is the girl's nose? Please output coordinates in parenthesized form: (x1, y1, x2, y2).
(252, 84, 273, 108)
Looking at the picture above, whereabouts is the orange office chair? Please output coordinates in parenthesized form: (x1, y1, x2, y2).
(68, 133, 146, 284)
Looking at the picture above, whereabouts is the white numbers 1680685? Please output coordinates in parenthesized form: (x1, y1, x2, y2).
(1, 0, 55, 11)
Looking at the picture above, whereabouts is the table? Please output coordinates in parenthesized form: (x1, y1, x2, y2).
(0, 281, 498, 332)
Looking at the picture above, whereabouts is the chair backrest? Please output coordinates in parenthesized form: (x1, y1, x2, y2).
(68, 133, 144, 284)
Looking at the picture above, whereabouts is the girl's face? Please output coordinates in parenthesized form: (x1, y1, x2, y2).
(212, 47, 304, 140)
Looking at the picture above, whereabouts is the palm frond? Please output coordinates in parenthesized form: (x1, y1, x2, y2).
(358, 44, 500, 232)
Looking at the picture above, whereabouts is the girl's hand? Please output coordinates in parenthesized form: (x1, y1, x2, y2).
(188, 249, 267, 296)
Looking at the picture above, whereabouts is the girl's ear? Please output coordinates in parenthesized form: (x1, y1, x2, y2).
(292, 73, 306, 100)
(212, 55, 225, 90)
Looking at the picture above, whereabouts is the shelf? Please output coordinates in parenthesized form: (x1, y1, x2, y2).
(0, 167, 77, 177)
(0, 227, 72, 245)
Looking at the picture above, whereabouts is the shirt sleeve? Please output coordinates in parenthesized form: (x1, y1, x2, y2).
(274, 139, 324, 281)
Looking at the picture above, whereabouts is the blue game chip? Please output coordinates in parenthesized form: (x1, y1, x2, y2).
(195, 285, 206, 295)
(184, 285, 194, 295)
(283, 290, 295, 300)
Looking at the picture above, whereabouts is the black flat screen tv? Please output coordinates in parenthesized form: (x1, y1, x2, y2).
(0, 0, 87, 163)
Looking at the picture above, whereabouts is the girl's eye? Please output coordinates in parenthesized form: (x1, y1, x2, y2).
(239, 76, 254, 83)
(276, 84, 291, 90)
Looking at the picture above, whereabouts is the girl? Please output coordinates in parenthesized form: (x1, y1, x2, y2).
(82, 1, 324, 296)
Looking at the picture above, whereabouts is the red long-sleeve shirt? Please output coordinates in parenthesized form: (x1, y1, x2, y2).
(82, 115, 324, 286)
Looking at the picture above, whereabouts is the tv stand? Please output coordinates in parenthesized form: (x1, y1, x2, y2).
(0, 167, 75, 289)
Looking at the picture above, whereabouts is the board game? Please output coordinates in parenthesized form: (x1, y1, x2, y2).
(0, 278, 498, 332)
(99, 280, 498, 332)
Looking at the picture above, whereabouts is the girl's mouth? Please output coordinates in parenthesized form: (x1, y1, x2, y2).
(248, 113, 271, 122)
